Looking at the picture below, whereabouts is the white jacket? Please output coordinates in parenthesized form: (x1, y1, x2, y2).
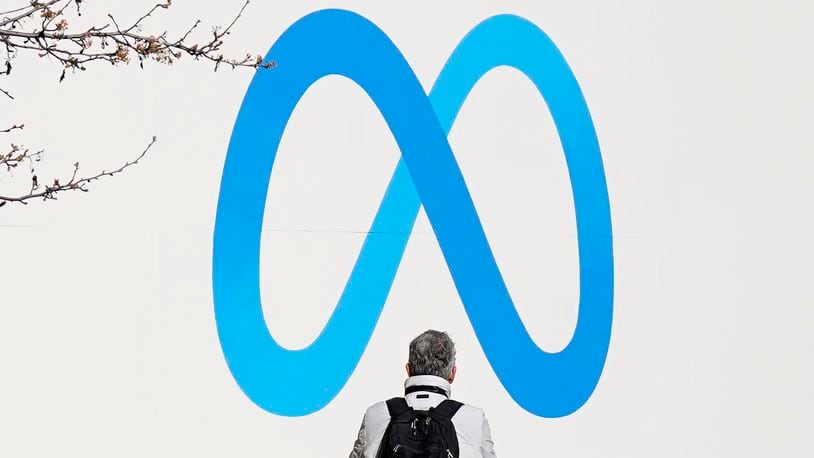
(349, 375, 497, 457)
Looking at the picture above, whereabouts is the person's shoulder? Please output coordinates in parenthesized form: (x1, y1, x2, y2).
(448, 401, 491, 446)
(450, 401, 488, 423)
(452, 400, 484, 413)
(363, 399, 391, 424)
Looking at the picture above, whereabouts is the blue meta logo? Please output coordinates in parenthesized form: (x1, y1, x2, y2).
(213, 9, 613, 418)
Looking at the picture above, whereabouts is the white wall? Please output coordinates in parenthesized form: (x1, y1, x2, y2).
(1, 1, 812, 456)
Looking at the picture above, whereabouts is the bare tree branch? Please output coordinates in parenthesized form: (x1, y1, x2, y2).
(0, 0, 274, 75)
(0, 136, 156, 207)
(0, 0, 274, 208)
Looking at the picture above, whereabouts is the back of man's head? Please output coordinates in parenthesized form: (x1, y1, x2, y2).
(408, 329, 456, 380)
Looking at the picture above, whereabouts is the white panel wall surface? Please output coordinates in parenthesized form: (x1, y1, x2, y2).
(1, 1, 813, 456)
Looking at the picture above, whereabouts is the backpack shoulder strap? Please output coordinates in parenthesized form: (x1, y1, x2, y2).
(385, 397, 411, 418)
(431, 399, 463, 420)
(428, 400, 463, 457)
(377, 398, 413, 458)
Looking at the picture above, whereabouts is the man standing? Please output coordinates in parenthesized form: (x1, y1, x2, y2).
(349, 330, 497, 457)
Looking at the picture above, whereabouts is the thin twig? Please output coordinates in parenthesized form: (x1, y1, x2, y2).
(0, 124, 23, 134)
(0, 136, 156, 207)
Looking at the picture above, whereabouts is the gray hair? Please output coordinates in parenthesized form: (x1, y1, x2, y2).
(408, 330, 456, 379)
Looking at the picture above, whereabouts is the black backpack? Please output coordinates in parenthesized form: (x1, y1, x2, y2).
(376, 397, 463, 458)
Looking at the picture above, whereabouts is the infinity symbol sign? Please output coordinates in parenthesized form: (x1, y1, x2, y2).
(213, 9, 613, 418)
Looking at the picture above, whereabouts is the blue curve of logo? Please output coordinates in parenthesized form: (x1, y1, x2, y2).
(213, 9, 613, 418)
